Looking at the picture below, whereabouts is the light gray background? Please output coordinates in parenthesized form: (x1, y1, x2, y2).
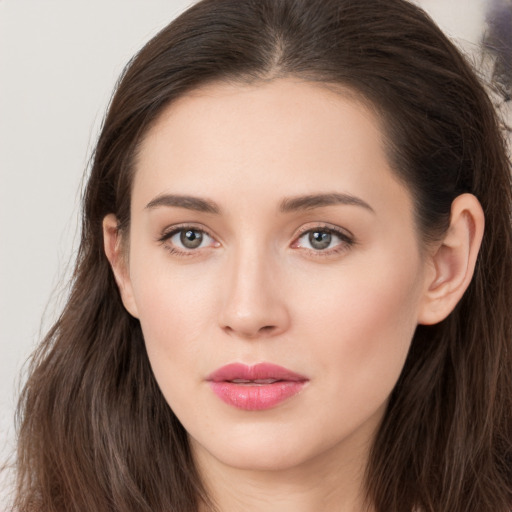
(0, 0, 490, 503)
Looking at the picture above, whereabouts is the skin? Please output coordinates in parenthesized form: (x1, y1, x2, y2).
(104, 79, 484, 512)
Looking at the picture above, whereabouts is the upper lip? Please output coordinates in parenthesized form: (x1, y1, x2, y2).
(206, 363, 308, 383)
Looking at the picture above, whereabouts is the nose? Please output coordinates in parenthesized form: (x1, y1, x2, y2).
(218, 247, 290, 339)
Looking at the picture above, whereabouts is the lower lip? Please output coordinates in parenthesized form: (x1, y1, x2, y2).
(208, 381, 306, 411)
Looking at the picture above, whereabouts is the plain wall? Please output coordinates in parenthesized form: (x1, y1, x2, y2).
(0, 0, 193, 501)
(0, 0, 492, 504)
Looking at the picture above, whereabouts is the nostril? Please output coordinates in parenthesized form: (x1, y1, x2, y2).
(221, 323, 278, 338)
(218, 284, 290, 338)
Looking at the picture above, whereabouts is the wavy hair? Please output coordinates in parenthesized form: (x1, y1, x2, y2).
(13, 0, 512, 511)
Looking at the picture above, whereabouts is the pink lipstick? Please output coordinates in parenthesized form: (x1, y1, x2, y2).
(206, 363, 308, 411)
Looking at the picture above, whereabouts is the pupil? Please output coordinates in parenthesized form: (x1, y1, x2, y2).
(309, 231, 331, 250)
(181, 230, 203, 249)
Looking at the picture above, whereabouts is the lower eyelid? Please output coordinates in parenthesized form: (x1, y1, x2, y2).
(290, 227, 355, 258)
(158, 224, 353, 257)
(159, 226, 222, 256)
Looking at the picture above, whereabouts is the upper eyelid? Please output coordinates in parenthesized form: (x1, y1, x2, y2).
(158, 226, 219, 255)
(294, 223, 355, 241)
(291, 224, 357, 255)
(158, 223, 215, 242)
(157, 222, 355, 247)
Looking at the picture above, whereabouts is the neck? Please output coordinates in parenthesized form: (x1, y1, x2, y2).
(194, 434, 374, 512)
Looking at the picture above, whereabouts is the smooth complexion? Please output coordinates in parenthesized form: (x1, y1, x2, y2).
(104, 79, 484, 512)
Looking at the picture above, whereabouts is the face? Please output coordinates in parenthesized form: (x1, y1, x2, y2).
(115, 79, 432, 474)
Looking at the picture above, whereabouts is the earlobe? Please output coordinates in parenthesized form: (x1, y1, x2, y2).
(102, 214, 139, 318)
(418, 194, 484, 325)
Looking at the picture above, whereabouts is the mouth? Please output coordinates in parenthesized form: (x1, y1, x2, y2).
(228, 378, 281, 385)
(206, 363, 308, 411)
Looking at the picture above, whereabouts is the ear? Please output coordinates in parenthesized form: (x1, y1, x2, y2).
(418, 193, 484, 325)
(103, 214, 139, 318)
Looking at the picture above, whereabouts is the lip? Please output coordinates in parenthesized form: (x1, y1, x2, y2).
(206, 363, 308, 411)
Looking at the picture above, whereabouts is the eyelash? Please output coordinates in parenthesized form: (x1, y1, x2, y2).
(158, 224, 218, 257)
(158, 223, 355, 258)
(292, 224, 355, 257)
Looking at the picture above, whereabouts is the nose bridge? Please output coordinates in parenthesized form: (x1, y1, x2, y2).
(219, 237, 289, 338)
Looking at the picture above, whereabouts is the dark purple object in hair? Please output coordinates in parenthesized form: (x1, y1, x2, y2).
(484, 0, 512, 100)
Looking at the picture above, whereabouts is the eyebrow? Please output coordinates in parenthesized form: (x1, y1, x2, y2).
(279, 193, 375, 214)
(145, 194, 221, 214)
(145, 192, 374, 215)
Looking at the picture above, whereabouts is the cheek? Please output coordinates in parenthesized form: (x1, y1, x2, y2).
(135, 277, 212, 342)
(297, 256, 423, 409)
(128, 249, 219, 375)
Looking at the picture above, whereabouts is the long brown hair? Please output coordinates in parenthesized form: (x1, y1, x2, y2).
(13, 1, 512, 511)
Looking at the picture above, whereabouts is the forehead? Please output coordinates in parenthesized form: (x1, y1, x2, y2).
(132, 78, 412, 222)
(138, 79, 380, 162)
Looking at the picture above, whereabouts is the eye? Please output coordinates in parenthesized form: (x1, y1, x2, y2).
(173, 229, 208, 249)
(293, 226, 354, 254)
(159, 226, 219, 254)
(304, 230, 334, 250)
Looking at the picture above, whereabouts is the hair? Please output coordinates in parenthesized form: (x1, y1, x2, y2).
(12, 0, 512, 511)
(483, 0, 512, 102)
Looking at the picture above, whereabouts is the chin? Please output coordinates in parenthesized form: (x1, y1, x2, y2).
(205, 443, 314, 472)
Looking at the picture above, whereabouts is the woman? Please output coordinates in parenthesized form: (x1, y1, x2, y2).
(13, 0, 512, 511)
